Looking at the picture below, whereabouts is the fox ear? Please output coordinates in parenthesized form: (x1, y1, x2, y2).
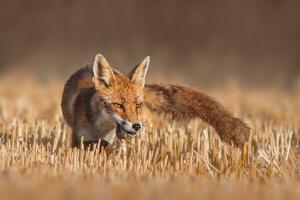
(92, 54, 115, 87)
(129, 56, 150, 87)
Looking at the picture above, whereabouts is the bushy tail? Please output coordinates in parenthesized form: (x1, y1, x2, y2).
(61, 65, 94, 126)
(144, 84, 250, 146)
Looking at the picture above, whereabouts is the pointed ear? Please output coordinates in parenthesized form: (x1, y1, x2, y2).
(92, 54, 115, 87)
(129, 56, 150, 87)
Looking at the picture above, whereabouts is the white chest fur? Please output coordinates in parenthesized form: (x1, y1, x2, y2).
(94, 110, 117, 143)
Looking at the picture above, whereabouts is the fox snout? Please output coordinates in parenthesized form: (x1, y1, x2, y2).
(120, 121, 142, 134)
(116, 121, 143, 140)
(112, 113, 143, 137)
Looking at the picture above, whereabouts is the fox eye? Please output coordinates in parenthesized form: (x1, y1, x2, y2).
(112, 103, 123, 109)
(136, 102, 143, 109)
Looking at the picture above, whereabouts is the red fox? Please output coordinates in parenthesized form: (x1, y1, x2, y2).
(61, 54, 250, 151)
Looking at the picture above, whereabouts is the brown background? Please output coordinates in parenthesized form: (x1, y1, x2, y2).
(0, 0, 299, 87)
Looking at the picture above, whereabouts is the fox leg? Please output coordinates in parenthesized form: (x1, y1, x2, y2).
(71, 130, 112, 152)
(71, 130, 79, 148)
(71, 128, 103, 149)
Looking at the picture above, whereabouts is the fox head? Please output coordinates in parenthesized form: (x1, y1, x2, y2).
(92, 54, 150, 138)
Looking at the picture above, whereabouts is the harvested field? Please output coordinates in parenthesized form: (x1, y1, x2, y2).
(0, 77, 299, 200)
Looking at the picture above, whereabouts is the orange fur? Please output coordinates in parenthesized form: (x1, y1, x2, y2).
(61, 54, 250, 150)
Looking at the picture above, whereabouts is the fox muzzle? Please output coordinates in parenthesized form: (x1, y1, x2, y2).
(112, 113, 143, 137)
(119, 121, 142, 135)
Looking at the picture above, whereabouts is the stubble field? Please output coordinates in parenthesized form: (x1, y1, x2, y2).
(0, 75, 299, 200)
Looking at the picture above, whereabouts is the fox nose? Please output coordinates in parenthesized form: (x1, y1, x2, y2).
(132, 123, 142, 132)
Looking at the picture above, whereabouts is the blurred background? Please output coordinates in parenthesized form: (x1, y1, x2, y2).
(0, 0, 299, 88)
